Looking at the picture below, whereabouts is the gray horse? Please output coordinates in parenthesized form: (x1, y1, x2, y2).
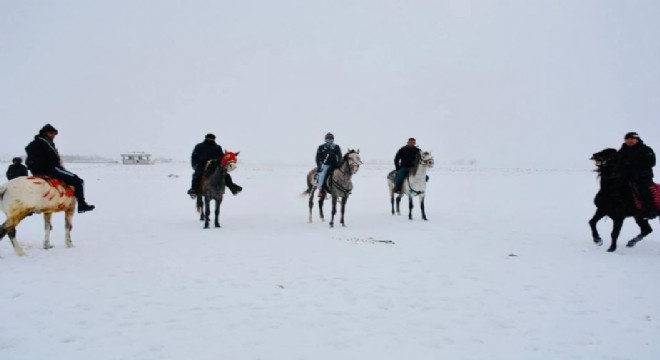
(303, 149, 362, 227)
(387, 150, 434, 220)
(196, 151, 239, 229)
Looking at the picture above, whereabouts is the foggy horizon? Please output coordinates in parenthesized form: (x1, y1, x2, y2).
(1, 1, 658, 168)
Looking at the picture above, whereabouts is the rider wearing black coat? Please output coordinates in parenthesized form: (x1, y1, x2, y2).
(393, 138, 421, 192)
(24, 124, 95, 213)
(188, 133, 241, 196)
(618, 132, 657, 219)
(6, 157, 28, 180)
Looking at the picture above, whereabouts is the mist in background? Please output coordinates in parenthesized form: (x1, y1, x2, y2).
(1, 0, 658, 167)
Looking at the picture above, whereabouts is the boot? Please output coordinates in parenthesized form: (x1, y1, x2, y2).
(187, 188, 197, 198)
(642, 206, 658, 220)
(229, 184, 242, 196)
(77, 200, 95, 213)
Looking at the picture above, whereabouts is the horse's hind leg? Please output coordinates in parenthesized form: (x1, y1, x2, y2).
(203, 197, 211, 229)
(2, 219, 27, 256)
(408, 196, 414, 220)
(627, 216, 653, 248)
(608, 218, 624, 252)
(318, 196, 325, 222)
(308, 190, 315, 223)
(588, 209, 606, 246)
(329, 196, 338, 228)
(197, 197, 204, 221)
(64, 209, 74, 248)
(43, 213, 54, 249)
(395, 195, 402, 216)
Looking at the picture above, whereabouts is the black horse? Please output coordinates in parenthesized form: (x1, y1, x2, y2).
(195, 152, 239, 229)
(588, 148, 656, 252)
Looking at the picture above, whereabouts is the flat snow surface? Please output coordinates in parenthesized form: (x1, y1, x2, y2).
(2, 162, 659, 359)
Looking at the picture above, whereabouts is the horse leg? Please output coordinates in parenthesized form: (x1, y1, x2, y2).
(329, 196, 338, 228)
(319, 195, 325, 222)
(340, 196, 348, 227)
(588, 209, 606, 246)
(627, 216, 653, 248)
(203, 197, 211, 229)
(2, 219, 27, 256)
(420, 195, 427, 221)
(395, 195, 401, 215)
(214, 197, 222, 228)
(43, 213, 54, 249)
(408, 196, 414, 220)
(197, 197, 204, 221)
(608, 218, 624, 252)
(308, 189, 315, 223)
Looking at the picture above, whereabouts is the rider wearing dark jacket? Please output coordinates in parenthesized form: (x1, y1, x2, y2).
(618, 132, 657, 219)
(24, 124, 95, 213)
(393, 138, 421, 193)
(315, 132, 342, 195)
(188, 133, 241, 196)
(6, 157, 28, 180)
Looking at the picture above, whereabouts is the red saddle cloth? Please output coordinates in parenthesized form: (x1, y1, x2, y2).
(633, 183, 660, 210)
(26, 176, 75, 198)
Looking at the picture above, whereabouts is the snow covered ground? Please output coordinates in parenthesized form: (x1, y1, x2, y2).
(1, 161, 659, 360)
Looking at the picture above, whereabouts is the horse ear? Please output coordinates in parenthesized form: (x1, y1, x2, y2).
(357, 149, 360, 154)
(235, 151, 240, 156)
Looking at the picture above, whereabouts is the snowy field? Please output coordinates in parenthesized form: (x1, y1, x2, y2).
(1, 161, 660, 360)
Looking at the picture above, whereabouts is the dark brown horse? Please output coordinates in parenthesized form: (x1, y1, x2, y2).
(195, 151, 239, 229)
(588, 148, 657, 252)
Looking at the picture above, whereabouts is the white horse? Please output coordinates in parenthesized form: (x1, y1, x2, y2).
(388, 151, 434, 220)
(0, 176, 76, 256)
(303, 149, 362, 227)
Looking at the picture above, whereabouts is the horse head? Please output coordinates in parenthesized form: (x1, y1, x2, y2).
(591, 148, 619, 173)
(419, 151, 435, 168)
(221, 151, 239, 172)
(344, 149, 362, 174)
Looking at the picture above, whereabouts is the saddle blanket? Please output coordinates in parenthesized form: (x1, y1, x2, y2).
(633, 183, 660, 210)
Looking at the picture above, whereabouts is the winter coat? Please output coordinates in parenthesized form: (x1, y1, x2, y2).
(618, 141, 655, 180)
(25, 135, 62, 175)
(6, 163, 28, 180)
(316, 142, 342, 169)
(394, 145, 421, 170)
(191, 140, 224, 170)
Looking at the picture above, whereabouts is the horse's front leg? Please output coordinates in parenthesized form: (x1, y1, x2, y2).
(43, 213, 54, 249)
(420, 195, 428, 221)
(627, 216, 653, 248)
(408, 196, 414, 220)
(203, 197, 211, 229)
(329, 196, 338, 228)
(390, 190, 395, 215)
(214, 197, 222, 228)
(197, 197, 204, 221)
(340, 196, 348, 227)
(395, 195, 402, 215)
(588, 209, 606, 246)
(64, 209, 74, 248)
(608, 218, 625, 252)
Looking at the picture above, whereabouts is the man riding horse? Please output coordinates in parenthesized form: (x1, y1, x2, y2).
(187, 133, 242, 198)
(619, 132, 657, 219)
(393, 137, 421, 194)
(24, 124, 95, 213)
(316, 132, 342, 198)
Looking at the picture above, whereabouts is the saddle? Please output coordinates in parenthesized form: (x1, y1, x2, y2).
(632, 183, 660, 210)
(26, 176, 75, 198)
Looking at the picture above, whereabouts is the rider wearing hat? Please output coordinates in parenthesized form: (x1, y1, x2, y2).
(188, 133, 242, 197)
(24, 124, 95, 213)
(316, 132, 342, 197)
(6, 157, 28, 180)
(618, 132, 657, 219)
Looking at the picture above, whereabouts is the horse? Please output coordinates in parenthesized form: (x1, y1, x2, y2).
(0, 176, 77, 256)
(303, 149, 362, 227)
(588, 148, 659, 252)
(195, 151, 239, 229)
(387, 150, 434, 220)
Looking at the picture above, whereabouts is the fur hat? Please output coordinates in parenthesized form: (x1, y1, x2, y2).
(205, 133, 216, 140)
(40, 123, 58, 134)
(325, 132, 334, 140)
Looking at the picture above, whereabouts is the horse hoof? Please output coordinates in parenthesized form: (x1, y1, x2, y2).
(204, 225, 210, 229)
(215, 224, 221, 228)
(594, 238, 603, 246)
(607, 247, 616, 252)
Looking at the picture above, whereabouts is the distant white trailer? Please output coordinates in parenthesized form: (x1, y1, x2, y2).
(121, 152, 154, 165)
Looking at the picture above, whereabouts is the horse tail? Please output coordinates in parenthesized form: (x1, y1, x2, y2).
(301, 168, 317, 197)
(0, 183, 7, 213)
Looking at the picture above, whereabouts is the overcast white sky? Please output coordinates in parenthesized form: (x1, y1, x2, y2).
(1, 0, 658, 167)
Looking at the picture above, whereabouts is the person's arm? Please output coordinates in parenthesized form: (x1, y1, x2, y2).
(394, 148, 402, 170)
(191, 145, 200, 170)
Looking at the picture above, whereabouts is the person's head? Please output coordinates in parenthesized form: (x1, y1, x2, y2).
(39, 124, 58, 140)
(325, 132, 334, 143)
(12, 157, 22, 165)
(406, 137, 417, 147)
(624, 132, 641, 147)
(205, 133, 216, 142)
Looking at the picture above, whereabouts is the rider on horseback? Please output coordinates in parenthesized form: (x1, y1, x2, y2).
(316, 132, 342, 198)
(6, 157, 28, 180)
(619, 132, 657, 220)
(393, 138, 421, 194)
(187, 133, 242, 198)
(24, 124, 95, 213)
